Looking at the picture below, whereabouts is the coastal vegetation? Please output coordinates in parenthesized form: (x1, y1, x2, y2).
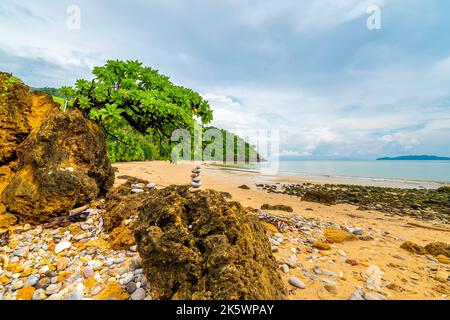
(31, 60, 260, 163)
(377, 155, 450, 161)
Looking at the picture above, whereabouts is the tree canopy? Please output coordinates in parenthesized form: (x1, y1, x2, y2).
(59, 60, 261, 163)
(60, 60, 213, 160)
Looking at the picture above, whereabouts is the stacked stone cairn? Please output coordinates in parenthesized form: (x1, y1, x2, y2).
(190, 166, 202, 192)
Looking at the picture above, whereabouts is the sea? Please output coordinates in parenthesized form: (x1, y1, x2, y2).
(245, 160, 450, 189)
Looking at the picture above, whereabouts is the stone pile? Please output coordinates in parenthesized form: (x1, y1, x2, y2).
(189, 166, 202, 192)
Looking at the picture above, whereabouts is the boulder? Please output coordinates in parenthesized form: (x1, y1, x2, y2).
(424, 242, 450, 258)
(0, 73, 114, 223)
(400, 241, 427, 255)
(135, 185, 287, 300)
(324, 227, 357, 243)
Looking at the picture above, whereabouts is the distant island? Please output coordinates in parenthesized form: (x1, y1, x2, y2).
(377, 155, 450, 161)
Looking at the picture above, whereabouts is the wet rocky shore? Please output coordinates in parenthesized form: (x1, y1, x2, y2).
(257, 183, 450, 224)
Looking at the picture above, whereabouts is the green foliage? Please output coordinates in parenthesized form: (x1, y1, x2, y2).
(202, 126, 262, 162)
(1, 74, 23, 98)
(61, 60, 213, 162)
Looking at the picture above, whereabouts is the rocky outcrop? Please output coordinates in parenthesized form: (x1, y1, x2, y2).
(135, 185, 287, 300)
(102, 178, 154, 250)
(0, 72, 114, 224)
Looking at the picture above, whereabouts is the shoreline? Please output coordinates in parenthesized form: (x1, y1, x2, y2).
(206, 162, 449, 190)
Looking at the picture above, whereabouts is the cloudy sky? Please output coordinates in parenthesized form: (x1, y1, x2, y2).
(1, 0, 450, 159)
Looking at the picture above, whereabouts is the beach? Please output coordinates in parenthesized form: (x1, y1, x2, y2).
(113, 161, 450, 300)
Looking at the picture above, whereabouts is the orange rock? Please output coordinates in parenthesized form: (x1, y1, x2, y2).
(16, 286, 35, 300)
(56, 257, 70, 271)
(313, 241, 331, 250)
(323, 227, 357, 243)
(261, 221, 279, 234)
(108, 226, 136, 250)
(437, 255, 450, 264)
(0, 74, 114, 224)
(57, 271, 71, 283)
(0, 275, 10, 285)
(93, 282, 129, 300)
(400, 241, 427, 255)
(84, 277, 96, 292)
(346, 259, 358, 266)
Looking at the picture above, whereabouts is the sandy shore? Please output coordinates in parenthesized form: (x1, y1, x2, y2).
(113, 161, 450, 300)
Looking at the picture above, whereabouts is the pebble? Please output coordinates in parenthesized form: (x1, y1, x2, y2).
(191, 182, 202, 188)
(270, 239, 281, 246)
(32, 289, 47, 300)
(287, 255, 297, 268)
(45, 270, 57, 278)
(320, 279, 337, 286)
(324, 284, 337, 294)
(280, 264, 289, 273)
(25, 275, 40, 287)
(350, 291, 364, 300)
(47, 293, 63, 300)
(346, 259, 358, 266)
(65, 291, 84, 300)
(131, 189, 144, 194)
(45, 284, 61, 295)
(113, 257, 125, 264)
(126, 282, 137, 293)
(337, 250, 347, 257)
(122, 274, 134, 285)
(271, 246, 278, 253)
(131, 257, 142, 269)
(364, 292, 388, 300)
(81, 224, 91, 231)
(353, 229, 363, 235)
(83, 267, 94, 278)
(131, 288, 146, 300)
(146, 183, 156, 189)
(13, 248, 26, 257)
(288, 277, 306, 289)
(366, 265, 383, 290)
(55, 241, 71, 254)
(313, 266, 322, 275)
(36, 278, 50, 289)
(11, 280, 24, 290)
(435, 270, 448, 283)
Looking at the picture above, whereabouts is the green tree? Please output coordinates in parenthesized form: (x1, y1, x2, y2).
(61, 60, 213, 161)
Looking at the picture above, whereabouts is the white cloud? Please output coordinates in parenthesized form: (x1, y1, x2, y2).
(202, 93, 241, 108)
(235, 0, 387, 32)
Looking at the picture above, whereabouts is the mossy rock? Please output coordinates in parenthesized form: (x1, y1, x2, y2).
(0, 74, 114, 223)
(135, 185, 287, 300)
(302, 190, 337, 205)
(324, 227, 357, 243)
(2, 109, 114, 223)
(424, 242, 450, 258)
(400, 241, 427, 255)
(261, 204, 293, 213)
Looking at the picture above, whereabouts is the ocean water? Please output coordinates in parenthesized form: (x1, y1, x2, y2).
(255, 160, 450, 184)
